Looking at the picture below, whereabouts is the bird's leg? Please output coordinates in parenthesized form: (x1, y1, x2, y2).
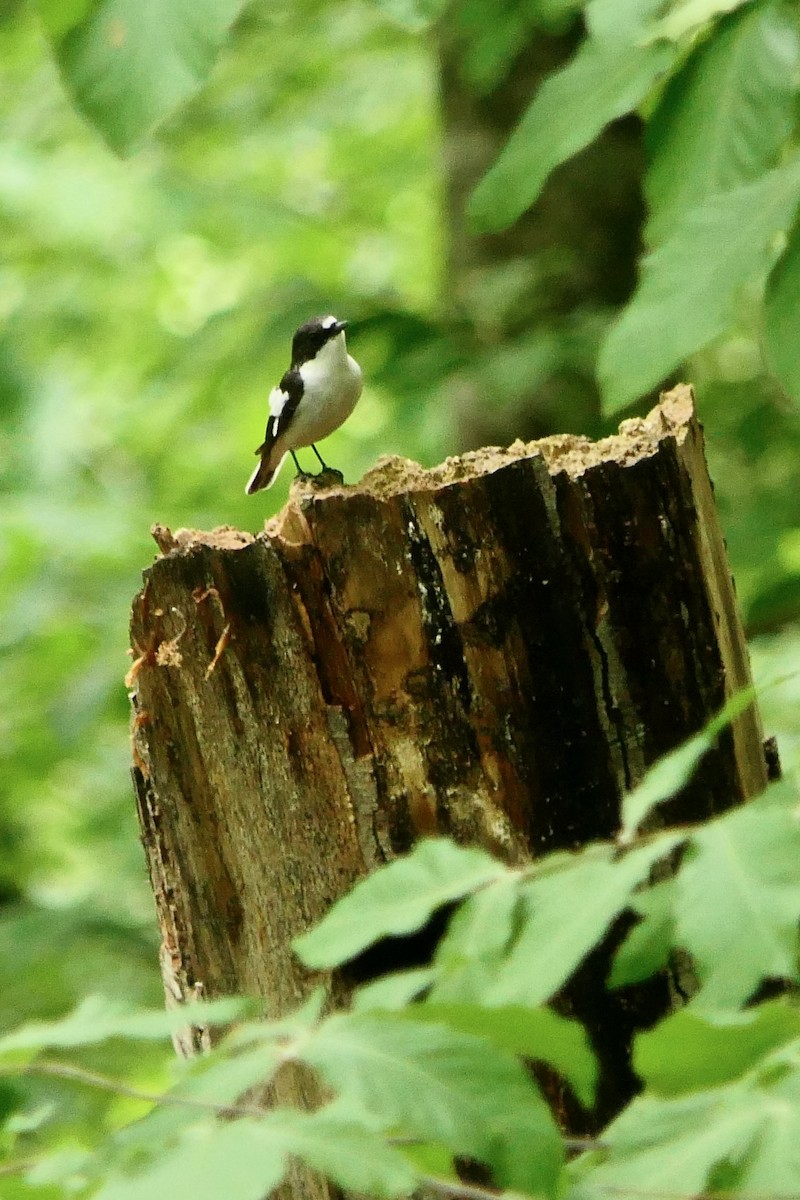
(310, 443, 344, 485)
(290, 450, 305, 476)
(310, 444, 328, 471)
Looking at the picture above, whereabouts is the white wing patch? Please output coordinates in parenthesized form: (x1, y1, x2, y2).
(268, 386, 290, 417)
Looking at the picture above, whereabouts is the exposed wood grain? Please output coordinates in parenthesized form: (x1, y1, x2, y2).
(129, 385, 768, 1148)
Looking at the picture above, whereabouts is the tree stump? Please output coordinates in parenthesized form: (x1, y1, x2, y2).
(129, 384, 768, 1134)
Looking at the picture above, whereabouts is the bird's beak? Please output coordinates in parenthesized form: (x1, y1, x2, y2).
(334, 320, 348, 334)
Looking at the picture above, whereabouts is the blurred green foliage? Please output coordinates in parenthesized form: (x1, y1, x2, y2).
(1, 2, 800, 1186)
(0, 0, 445, 1023)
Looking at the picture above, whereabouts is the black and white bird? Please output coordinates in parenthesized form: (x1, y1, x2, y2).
(245, 315, 363, 494)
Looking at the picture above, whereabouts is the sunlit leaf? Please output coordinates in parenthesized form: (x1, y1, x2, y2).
(94, 1119, 286, 1200)
(620, 686, 756, 839)
(294, 838, 507, 970)
(576, 1082, 766, 1198)
(469, 37, 674, 233)
(407, 1002, 597, 1106)
(370, 0, 449, 33)
(259, 1109, 418, 1198)
(765, 214, 800, 401)
(634, 1001, 800, 1094)
(353, 968, 436, 1013)
(586, 0, 665, 41)
(645, 2, 798, 245)
(610, 877, 676, 987)
(36, 0, 244, 154)
(477, 836, 681, 1007)
(598, 160, 800, 412)
(675, 782, 800, 1008)
(649, 0, 756, 42)
(301, 1012, 563, 1195)
(0, 995, 251, 1058)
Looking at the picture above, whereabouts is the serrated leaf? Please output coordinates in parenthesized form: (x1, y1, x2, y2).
(0, 995, 251, 1058)
(634, 1002, 800, 1095)
(480, 836, 681, 1008)
(408, 1003, 597, 1106)
(650, 0, 756, 42)
(675, 783, 800, 1008)
(294, 838, 507, 970)
(765, 213, 800, 400)
(300, 1012, 563, 1195)
(468, 37, 674, 233)
(620, 686, 756, 839)
(610, 877, 677, 987)
(645, 3, 798, 246)
(37, 0, 244, 155)
(598, 160, 800, 413)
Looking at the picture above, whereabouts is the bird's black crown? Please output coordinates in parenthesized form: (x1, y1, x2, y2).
(291, 315, 347, 367)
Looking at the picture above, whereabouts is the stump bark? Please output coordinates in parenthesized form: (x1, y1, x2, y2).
(129, 384, 768, 1137)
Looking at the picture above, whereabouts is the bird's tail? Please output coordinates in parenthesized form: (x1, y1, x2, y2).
(245, 448, 287, 495)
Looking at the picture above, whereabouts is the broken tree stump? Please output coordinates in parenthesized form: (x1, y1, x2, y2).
(129, 384, 768, 1130)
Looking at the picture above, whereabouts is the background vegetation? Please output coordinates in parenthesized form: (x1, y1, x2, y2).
(2, 0, 800, 1195)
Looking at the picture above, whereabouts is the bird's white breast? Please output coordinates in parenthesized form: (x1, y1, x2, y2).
(291, 333, 363, 446)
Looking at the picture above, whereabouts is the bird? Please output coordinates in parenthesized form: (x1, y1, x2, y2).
(245, 315, 363, 494)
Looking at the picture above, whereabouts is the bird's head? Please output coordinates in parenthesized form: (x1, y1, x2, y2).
(291, 315, 348, 367)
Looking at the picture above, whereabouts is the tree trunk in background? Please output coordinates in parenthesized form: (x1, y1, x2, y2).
(129, 387, 768, 1158)
(436, 9, 646, 445)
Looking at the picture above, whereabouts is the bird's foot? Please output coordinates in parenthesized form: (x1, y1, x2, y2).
(289, 467, 344, 494)
(313, 467, 344, 488)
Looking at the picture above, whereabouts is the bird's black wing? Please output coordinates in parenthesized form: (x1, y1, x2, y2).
(254, 368, 304, 455)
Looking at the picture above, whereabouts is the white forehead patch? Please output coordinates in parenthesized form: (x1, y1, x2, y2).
(322, 315, 338, 329)
(269, 386, 290, 416)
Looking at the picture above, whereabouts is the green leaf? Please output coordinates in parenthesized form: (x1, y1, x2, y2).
(765, 213, 800, 400)
(645, 3, 799, 246)
(408, 1002, 597, 1106)
(0, 995, 251, 1058)
(300, 1012, 563, 1195)
(650, 0, 756, 42)
(35, 0, 96, 40)
(733, 1071, 800, 1195)
(371, 0, 449, 32)
(634, 1002, 800, 1095)
(586, 0, 666, 41)
(675, 783, 800, 1008)
(577, 1082, 766, 1197)
(610, 877, 677, 987)
(620, 686, 757, 839)
(435, 874, 522, 970)
(598, 159, 800, 412)
(294, 838, 507, 970)
(468, 37, 674, 233)
(353, 968, 436, 1013)
(479, 836, 681, 1008)
(94, 1119, 286, 1200)
(258, 1109, 418, 1198)
(111, 1043, 285, 1159)
(102, 1106, 416, 1200)
(36, 0, 244, 155)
